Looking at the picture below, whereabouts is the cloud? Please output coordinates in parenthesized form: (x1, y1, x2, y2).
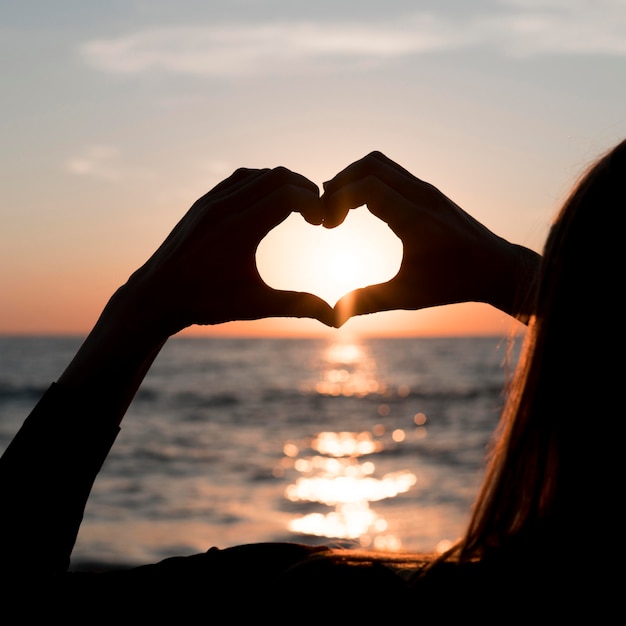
(78, 19, 447, 78)
(65, 145, 155, 183)
(78, 2, 626, 77)
(487, 0, 626, 56)
(66, 145, 123, 181)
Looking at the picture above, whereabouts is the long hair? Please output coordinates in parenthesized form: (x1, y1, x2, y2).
(454, 138, 626, 565)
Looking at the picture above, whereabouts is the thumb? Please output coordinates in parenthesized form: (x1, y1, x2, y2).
(334, 282, 397, 327)
(268, 290, 337, 328)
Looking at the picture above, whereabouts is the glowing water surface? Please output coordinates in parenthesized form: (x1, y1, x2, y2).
(281, 339, 420, 551)
(0, 335, 513, 565)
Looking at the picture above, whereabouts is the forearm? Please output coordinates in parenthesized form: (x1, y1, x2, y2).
(57, 283, 170, 427)
(0, 166, 341, 579)
(0, 385, 120, 575)
(484, 243, 541, 325)
(0, 284, 171, 574)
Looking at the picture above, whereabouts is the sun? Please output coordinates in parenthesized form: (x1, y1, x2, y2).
(257, 206, 402, 306)
(317, 234, 379, 300)
(330, 250, 361, 284)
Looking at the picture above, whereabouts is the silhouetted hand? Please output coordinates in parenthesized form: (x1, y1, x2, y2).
(123, 167, 335, 338)
(322, 151, 537, 326)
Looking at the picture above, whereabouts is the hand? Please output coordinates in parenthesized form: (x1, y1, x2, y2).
(322, 151, 539, 326)
(122, 166, 335, 339)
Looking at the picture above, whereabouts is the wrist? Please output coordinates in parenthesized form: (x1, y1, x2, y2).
(56, 285, 169, 402)
(487, 243, 541, 323)
(102, 282, 176, 348)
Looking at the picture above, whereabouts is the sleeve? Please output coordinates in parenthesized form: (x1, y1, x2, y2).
(48, 543, 334, 619)
(0, 383, 119, 575)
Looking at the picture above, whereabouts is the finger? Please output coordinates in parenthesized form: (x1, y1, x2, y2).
(335, 282, 402, 326)
(196, 167, 319, 221)
(242, 183, 322, 245)
(298, 198, 325, 225)
(171, 169, 270, 242)
(191, 170, 270, 219)
(208, 167, 269, 197)
(231, 166, 318, 210)
(320, 202, 350, 230)
(323, 151, 422, 197)
(321, 153, 427, 228)
(259, 167, 323, 226)
(323, 176, 420, 236)
(262, 289, 337, 327)
(367, 151, 426, 182)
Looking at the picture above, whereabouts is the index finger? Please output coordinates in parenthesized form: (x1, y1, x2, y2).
(321, 151, 427, 228)
(324, 151, 419, 195)
(241, 181, 322, 245)
(243, 167, 323, 226)
(219, 166, 319, 214)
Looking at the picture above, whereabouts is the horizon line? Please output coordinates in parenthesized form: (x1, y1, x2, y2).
(0, 330, 523, 340)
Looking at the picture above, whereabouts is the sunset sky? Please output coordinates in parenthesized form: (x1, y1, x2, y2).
(1, 1, 625, 338)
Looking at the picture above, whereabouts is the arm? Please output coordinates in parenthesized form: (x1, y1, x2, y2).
(58, 166, 333, 425)
(0, 166, 334, 576)
(321, 151, 541, 326)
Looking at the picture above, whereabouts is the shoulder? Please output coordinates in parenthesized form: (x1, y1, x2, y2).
(35, 544, 560, 620)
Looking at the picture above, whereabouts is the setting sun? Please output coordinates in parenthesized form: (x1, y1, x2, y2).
(257, 207, 403, 306)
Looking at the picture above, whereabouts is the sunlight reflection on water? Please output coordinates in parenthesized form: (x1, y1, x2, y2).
(283, 337, 418, 551)
(302, 339, 387, 397)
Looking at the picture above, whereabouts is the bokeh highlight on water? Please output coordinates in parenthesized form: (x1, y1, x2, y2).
(0, 334, 521, 567)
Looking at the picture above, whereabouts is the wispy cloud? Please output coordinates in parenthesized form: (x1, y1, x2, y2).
(66, 145, 124, 181)
(78, 20, 443, 78)
(65, 145, 155, 183)
(487, 0, 626, 56)
(79, 2, 626, 77)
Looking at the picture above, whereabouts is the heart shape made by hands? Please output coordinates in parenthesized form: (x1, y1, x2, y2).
(257, 207, 403, 306)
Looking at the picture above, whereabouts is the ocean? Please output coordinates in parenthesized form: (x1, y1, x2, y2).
(0, 334, 522, 568)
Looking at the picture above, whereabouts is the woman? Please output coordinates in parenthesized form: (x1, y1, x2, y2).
(450, 138, 626, 611)
(1, 141, 622, 618)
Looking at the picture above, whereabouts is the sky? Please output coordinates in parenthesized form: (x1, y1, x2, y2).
(1, 0, 625, 338)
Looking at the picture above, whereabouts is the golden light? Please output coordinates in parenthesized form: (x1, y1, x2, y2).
(257, 206, 402, 306)
(313, 431, 382, 457)
(282, 337, 420, 549)
(284, 429, 417, 543)
(299, 338, 387, 397)
(285, 471, 417, 506)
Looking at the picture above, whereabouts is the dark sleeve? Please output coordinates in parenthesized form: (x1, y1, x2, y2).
(49, 543, 333, 618)
(52, 542, 410, 619)
(0, 383, 119, 575)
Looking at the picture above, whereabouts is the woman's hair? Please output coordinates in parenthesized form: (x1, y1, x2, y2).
(453, 138, 626, 565)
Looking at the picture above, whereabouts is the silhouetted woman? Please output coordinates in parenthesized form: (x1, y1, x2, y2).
(1, 139, 623, 619)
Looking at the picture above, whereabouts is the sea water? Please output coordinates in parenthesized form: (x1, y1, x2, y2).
(0, 334, 522, 568)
